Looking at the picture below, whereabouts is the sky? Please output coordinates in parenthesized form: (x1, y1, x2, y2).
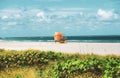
(0, 0, 120, 37)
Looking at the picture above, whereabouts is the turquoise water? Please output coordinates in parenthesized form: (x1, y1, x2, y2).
(1, 36, 120, 43)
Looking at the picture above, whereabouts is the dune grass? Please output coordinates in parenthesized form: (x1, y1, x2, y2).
(0, 49, 120, 78)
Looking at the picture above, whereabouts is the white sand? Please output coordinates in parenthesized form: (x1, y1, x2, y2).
(0, 41, 120, 55)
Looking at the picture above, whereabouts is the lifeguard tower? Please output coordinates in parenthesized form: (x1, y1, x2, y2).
(54, 32, 66, 43)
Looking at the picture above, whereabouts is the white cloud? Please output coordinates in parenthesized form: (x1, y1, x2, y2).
(64, 26, 71, 29)
(36, 11, 44, 17)
(1, 27, 8, 30)
(59, 8, 87, 11)
(79, 12, 83, 16)
(7, 22, 17, 26)
(36, 11, 51, 23)
(14, 14, 21, 18)
(1, 15, 8, 20)
(97, 9, 118, 20)
(0, 9, 22, 15)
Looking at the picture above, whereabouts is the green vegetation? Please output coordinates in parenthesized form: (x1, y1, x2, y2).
(0, 49, 120, 78)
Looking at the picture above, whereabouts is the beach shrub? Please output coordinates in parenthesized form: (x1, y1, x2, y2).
(103, 57, 120, 78)
(0, 50, 64, 69)
(15, 74, 23, 78)
(46, 51, 64, 60)
(0, 49, 120, 78)
(0, 51, 43, 69)
(0, 48, 5, 52)
(54, 57, 120, 78)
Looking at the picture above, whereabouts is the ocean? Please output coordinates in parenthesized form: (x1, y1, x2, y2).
(0, 36, 120, 43)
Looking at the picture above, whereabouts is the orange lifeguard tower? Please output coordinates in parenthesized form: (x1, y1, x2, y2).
(54, 32, 66, 43)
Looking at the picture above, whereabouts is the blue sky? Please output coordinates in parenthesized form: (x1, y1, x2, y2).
(0, 0, 120, 37)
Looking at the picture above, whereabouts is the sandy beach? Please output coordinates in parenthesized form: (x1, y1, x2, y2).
(0, 41, 120, 55)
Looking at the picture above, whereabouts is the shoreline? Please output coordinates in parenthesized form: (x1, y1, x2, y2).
(0, 41, 120, 55)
